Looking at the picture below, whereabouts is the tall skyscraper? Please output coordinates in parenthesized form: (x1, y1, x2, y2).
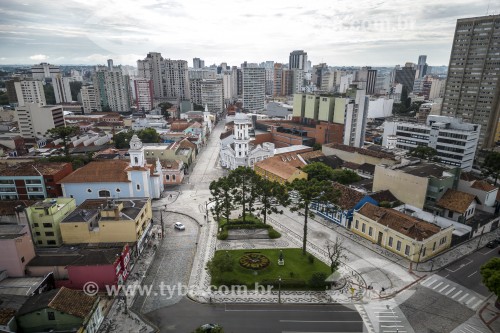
(163, 59, 190, 101)
(80, 85, 100, 114)
(16, 103, 64, 138)
(134, 79, 154, 112)
(193, 58, 205, 69)
(441, 14, 500, 148)
(31, 63, 60, 81)
(417, 55, 428, 78)
(14, 80, 46, 106)
(137, 52, 163, 99)
(289, 50, 308, 70)
(201, 79, 224, 113)
(242, 65, 265, 112)
(52, 75, 73, 103)
(93, 66, 131, 113)
(394, 63, 417, 93)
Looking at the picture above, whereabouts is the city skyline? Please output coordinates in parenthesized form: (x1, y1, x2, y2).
(1, 0, 499, 67)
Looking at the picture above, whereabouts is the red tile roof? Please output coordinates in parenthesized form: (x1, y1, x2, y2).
(0, 162, 71, 176)
(437, 189, 477, 214)
(48, 287, 97, 319)
(333, 183, 365, 210)
(59, 160, 131, 183)
(471, 180, 497, 192)
(358, 203, 442, 241)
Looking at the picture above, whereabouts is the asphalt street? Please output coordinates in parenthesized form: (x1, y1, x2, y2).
(146, 298, 364, 333)
(436, 242, 498, 296)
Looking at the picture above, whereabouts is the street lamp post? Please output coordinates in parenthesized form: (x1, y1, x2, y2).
(278, 276, 282, 304)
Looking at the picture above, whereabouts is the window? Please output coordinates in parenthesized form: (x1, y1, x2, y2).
(448, 210, 453, 218)
(173, 174, 176, 181)
(47, 240, 56, 245)
(116, 188, 121, 193)
(368, 227, 373, 236)
(433, 242, 436, 251)
(355, 220, 359, 229)
(99, 190, 111, 197)
(35, 232, 40, 236)
(33, 223, 39, 227)
(43, 223, 52, 228)
(405, 245, 410, 256)
(422, 247, 426, 257)
(48, 312, 55, 320)
(396, 241, 401, 251)
(37, 240, 43, 245)
(439, 236, 447, 245)
(87, 188, 92, 193)
(388, 237, 393, 247)
(136, 184, 141, 191)
(166, 175, 170, 181)
(45, 232, 54, 236)
(362, 224, 366, 233)
(21, 256, 25, 263)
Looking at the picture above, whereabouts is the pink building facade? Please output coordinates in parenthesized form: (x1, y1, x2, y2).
(0, 224, 36, 277)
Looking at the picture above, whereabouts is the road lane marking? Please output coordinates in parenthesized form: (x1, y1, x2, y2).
(445, 258, 473, 273)
(480, 248, 495, 255)
(433, 282, 444, 289)
(466, 296, 476, 305)
(452, 290, 462, 299)
(279, 320, 363, 323)
(439, 284, 450, 292)
(423, 278, 437, 287)
(445, 287, 456, 295)
(458, 293, 469, 302)
(467, 271, 477, 278)
(471, 299, 483, 309)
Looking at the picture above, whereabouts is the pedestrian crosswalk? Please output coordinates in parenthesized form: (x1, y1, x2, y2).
(358, 300, 415, 333)
(420, 276, 484, 310)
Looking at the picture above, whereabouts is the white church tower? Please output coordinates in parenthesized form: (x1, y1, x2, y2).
(128, 134, 145, 167)
(203, 104, 213, 134)
(233, 112, 251, 163)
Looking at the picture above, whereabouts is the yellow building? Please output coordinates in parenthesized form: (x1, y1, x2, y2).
(352, 203, 454, 262)
(60, 198, 152, 248)
(254, 155, 307, 184)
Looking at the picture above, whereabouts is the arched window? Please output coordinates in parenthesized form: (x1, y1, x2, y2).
(99, 190, 111, 198)
(172, 174, 176, 181)
(136, 184, 141, 191)
(166, 175, 170, 181)
(134, 156, 139, 164)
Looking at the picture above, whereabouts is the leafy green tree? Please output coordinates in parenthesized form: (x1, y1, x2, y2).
(209, 177, 235, 223)
(482, 151, 500, 185)
(309, 272, 328, 288)
(159, 102, 173, 119)
(255, 177, 289, 224)
(288, 178, 339, 254)
(46, 126, 79, 156)
(302, 162, 335, 182)
(227, 167, 259, 222)
(313, 143, 322, 151)
(44, 83, 56, 104)
(0, 91, 8, 105)
(69, 81, 82, 101)
(331, 169, 361, 185)
(480, 257, 500, 302)
(137, 128, 161, 144)
(410, 146, 438, 161)
(113, 131, 135, 149)
(193, 103, 204, 111)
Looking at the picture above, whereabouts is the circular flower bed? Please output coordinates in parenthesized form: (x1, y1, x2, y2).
(239, 253, 270, 270)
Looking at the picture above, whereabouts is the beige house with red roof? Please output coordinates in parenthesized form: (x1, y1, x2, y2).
(254, 155, 307, 184)
(353, 203, 454, 262)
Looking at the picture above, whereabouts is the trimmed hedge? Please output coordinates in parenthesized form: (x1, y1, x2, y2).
(268, 228, 281, 239)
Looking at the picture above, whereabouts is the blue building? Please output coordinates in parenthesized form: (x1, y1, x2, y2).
(60, 135, 164, 204)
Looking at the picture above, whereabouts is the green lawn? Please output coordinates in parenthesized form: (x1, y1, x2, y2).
(210, 248, 331, 289)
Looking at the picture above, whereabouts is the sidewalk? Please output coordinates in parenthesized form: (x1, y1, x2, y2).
(309, 210, 500, 273)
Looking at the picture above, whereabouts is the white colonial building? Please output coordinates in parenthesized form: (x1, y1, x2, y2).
(219, 112, 274, 170)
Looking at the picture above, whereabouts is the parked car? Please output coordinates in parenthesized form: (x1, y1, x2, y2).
(174, 222, 185, 230)
(198, 324, 222, 332)
(485, 241, 497, 249)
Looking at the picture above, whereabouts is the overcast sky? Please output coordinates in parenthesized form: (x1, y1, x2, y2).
(0, 0, 498, 67)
